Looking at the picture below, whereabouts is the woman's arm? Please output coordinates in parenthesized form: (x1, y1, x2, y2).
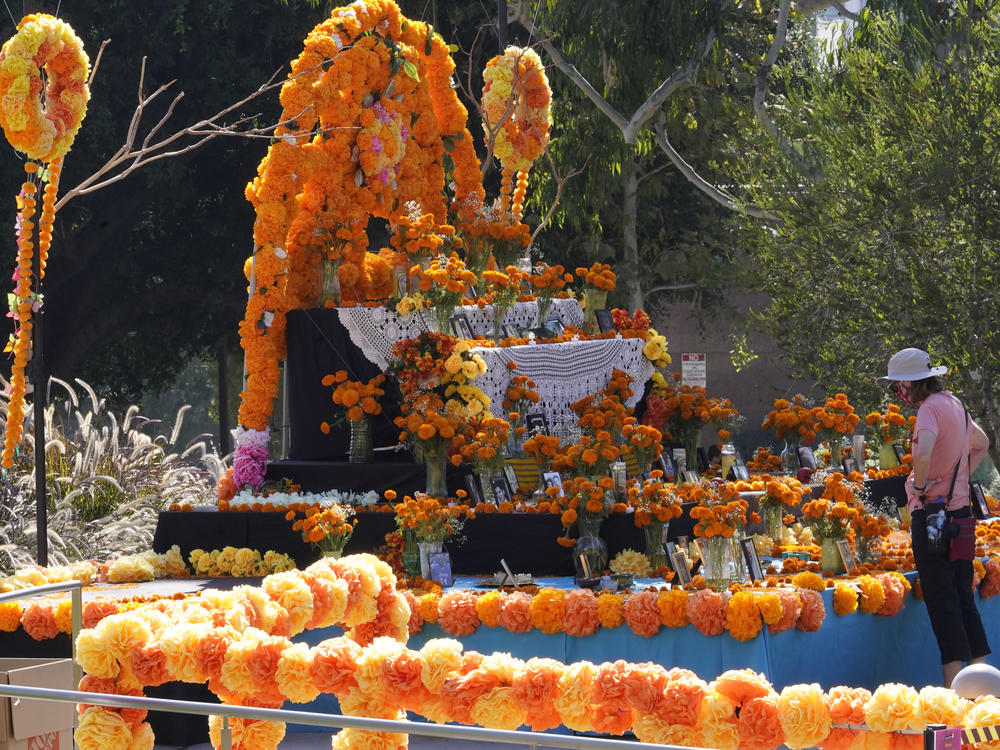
(909, 427, 937, 498)
(970, 419, 990, 474)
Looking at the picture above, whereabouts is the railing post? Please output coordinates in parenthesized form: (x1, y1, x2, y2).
(222, 714, 233, 750)
(71, 585, 82, 688)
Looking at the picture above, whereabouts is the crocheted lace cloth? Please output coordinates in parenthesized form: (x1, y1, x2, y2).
(337, 298, 584, 370)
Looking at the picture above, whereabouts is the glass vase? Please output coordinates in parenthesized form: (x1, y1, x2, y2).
(418, 539, 443, 579)
(348, 417, 373, 463)
(536, 297, 553, 327)
(402, 528, 421, 578)
(820, 537, 844, 575)
(780, 441, 800, 474)
(573, 517, 608, 578)
(857, 535, 882, 565)
(318, 257, 341, 307)
(680, 434, 699, 482)
(829, 438, 843, 471)
(582, 288, 608, 335)
(730, 527, 748, 584)
(433, 305, 454, 335)
(878, 442, 899, 469)
(425, 452, 448, 497)
(644, 520, 668, 571)
(492, 302, 511, 338)
(763, 503, 783, 540)
(702, 535, 732, 592)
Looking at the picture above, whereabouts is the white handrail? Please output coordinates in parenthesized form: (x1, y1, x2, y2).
(0, 682, 710, 750)
(0, 580, 82, 687)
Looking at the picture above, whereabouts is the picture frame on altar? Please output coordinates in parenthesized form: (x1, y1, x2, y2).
(545, 317, 564, 336)
(595, 309, 615, 333)
(671, 551, 692, 586)
(842, 457, 859, 475)
(542, 471, 564, 496)
(428, 552, 453, 587)
(836, 538, 858, 572)
(393, 270, 409, 298)
(971, 481, 992, 520)
(450, 313, 474, 340)
(658, 452, 676, 481)
(491, 476, 513, 506)
(525, 412, 549, 436)
(697, 446, 710, 473)
(503, 463, 520, 496)
(797, 445, 817, 470)
(892, 443, 906, 463)
(682, 470, 700, 484)
(464, 474, 483, 504)
(731, 450, 750, 481)
(740, 537, 764, 583)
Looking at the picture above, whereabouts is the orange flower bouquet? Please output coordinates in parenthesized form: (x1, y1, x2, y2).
(808, 393, 861, 468)
(390, 201, 457, 263)
(689, 483, 748, 590)
(759, 474, 807, 540)
(285, 502, 355, 556)
(556, 475, 615, 576)
(456, 416, 510, 477)
(801, 477, 862, 542)
(414, 254, 477, 333)
(321, 371, 386, 424)
(762, 394, 816, 472)
(481, 265, 526, 336)
(621, 420, 662, 475)
(864, 403, 909, 445)
(529, 262, 573, 324)
(501, 369, 540, 453)
(576, 262, 616, 334)
(453, 194, 531, 273)
(394, 493, 474, 542)
(629, 472, 683, 571)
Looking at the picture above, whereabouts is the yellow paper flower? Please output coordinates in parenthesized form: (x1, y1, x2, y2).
(276, 642, 320, 704)
(833, 583, 859, 616)
(963, 699, 1000, 750)
(777, 683, 831, 749)
(553, 660, 597, 732)
(419, 637, 464, 694)
(475, 590, 502, 628)
(863, 682, 921, 733)
(915, 685, 969, 728)
(657, 589, 689, 628)
(74, 706, 131, 750)
(596, 592, 624, 629)
(470, 686, 524, 730)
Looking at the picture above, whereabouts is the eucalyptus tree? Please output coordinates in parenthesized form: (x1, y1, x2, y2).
(735, 1, 1000, 465)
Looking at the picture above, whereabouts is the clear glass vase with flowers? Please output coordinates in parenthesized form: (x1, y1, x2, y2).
(501, 366, 541, 454)
(689, 482, 749, 590)
(394, 492, 474, 578)
(320, 370, 386, 463)
(481, 265, 526, 337)
(414, 254, 478, 333)
(576, 262, 617, 335)
(621, 420, 662, 477)
(285, 502, 355, 558)
(453, 195, 532, 274)
(556, 475, 615, 578)
(529, 262, 573, 326)
(629, 471, 683, 572)
(456, 416, 510, 502)
(762, 394, 816, 473)
(759, 474, 807, 543)
(808, 393, 861, 470)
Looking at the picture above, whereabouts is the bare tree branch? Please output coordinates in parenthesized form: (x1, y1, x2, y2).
(652, 114, 778, 221)
(530, 149, 588, 244)
(830, 1, 861, 21)
(753, 0, 823, 179)
(55, 56, 334, 211)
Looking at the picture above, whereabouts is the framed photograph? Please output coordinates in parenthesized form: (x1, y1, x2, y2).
(658, 452, 676, 481)
(595, 308, 615, 333)
(393, 270, 409, 298)
(683, 470, 700, 484)
(842, 457, 859, 475)
(450, 313, 474, 340)
(892, 443, 906, 463)
(502, 324, 519, 338)
(671, 551, 692, 585)
(732, 450, 750, 481)
(463, 473, 482, 504)
(672, 448, 688, 475)
(740, 538, 764, 582)
(689, 539, 703, 576)
(541, 471, 564, 497)
(525, 412, 549, 436)
(491, 476, 513, 506)
(971, 481, 992, 520)
(545, 317, 564, 336)
(428, 552, 453, 587)
(836, 538, 858, 572)
(797, 445, 816, 470)
(697, 447, 709, 473)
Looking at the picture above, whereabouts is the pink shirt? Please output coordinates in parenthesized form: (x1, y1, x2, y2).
(907, 391, 972, 512)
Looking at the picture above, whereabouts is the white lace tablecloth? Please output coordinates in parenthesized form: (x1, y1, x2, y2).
(473, 337, 654, 439)
(337, 298, 584, 370)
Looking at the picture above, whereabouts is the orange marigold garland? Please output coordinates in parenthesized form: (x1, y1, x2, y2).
(0, 14, 87, 469)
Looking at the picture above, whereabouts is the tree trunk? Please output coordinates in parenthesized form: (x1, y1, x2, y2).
(622, 156, 644, 311)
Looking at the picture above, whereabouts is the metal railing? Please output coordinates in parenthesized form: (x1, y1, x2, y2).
(0, 682, 713, 750)
(0, 580, 82, 687)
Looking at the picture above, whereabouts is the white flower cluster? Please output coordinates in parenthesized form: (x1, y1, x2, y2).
(227, 487, 379, 509)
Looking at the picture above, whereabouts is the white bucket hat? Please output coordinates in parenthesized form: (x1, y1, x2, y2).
(876, 348, 948, 384)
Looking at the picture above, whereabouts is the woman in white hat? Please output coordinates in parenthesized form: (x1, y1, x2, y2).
(878, 347, 992, 687)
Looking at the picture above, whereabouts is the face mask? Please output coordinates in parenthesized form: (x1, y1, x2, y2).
(895, 382, 913, 406)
